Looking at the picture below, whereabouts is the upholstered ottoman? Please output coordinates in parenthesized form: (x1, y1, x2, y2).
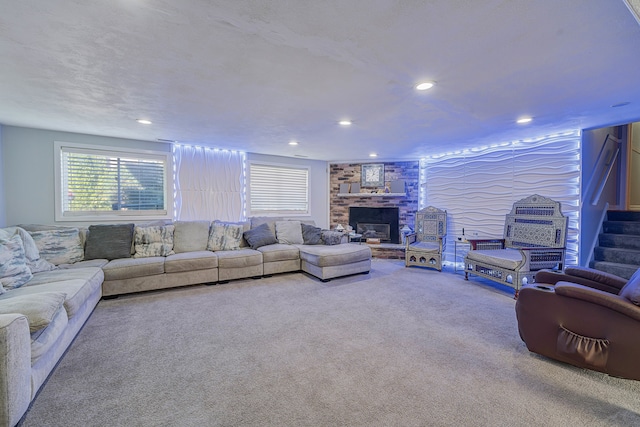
(298, 244, 372, 281)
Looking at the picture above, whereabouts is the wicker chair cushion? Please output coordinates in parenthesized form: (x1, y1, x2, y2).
(408, 242, 440, 253)
(465, 248, 523, 270)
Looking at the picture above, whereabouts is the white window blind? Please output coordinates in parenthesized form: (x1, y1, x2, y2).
(55, 142, 171, 220)
(249, 163, 309, 215)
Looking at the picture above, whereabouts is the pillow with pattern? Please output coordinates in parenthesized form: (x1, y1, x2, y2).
(207, 221, 244, 251)
(0, 234, 33, 290)
(133, 225, 175, 258)
(28, 228, 84, 265)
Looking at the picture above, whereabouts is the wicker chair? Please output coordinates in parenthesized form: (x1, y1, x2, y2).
(464, 194, 568, 297)
(405, 206, 447, 271)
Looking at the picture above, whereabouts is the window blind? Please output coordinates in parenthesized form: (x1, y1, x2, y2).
(249, 163, 309, 215)
(58, 145, 169, 218)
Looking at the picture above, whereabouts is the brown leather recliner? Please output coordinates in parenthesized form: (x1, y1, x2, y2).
(515, 266, 640, 381)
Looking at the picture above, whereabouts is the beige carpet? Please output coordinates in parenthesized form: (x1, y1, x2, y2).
(21, 260, 640, 426)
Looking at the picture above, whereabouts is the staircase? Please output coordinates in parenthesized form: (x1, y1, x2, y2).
(591, 210, 640, 279)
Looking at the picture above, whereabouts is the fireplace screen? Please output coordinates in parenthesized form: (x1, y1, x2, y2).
(357, 223, 391, 241)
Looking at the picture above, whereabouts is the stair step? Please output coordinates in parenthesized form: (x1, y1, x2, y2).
(594, 246, 640, 266)
(602, 221, 640, 236)
(607, 210, 640, 222)
(598, 233, 640, 250)
(589, 261, 638, 280)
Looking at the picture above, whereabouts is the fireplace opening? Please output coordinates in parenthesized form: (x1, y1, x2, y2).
(349, 207, 400, 243)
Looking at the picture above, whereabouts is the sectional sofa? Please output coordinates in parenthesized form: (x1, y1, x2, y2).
(0, 218, 371, 427)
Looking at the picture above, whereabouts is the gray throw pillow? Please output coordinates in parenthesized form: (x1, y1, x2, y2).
(301, 223, 322, 245)
(321, 230, 343, 246)
(84, 224, 135, 260)
(243, 223, 277, 249)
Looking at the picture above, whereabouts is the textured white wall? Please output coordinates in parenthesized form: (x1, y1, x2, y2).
(0, 125, 5, 227)
(2, 126, 329, 228)
(420, 132, 581, 268)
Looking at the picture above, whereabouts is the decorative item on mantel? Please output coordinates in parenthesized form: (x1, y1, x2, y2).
(339, 183, 350, 194)
(350, 183, 360, 193)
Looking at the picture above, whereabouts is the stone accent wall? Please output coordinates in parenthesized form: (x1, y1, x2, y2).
(329, 161, 420, 233)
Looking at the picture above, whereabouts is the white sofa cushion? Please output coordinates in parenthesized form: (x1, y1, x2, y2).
(0, 291, 66, 332)
(465, 248, 523, 270)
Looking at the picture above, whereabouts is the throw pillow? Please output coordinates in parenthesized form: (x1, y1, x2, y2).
(133, 225, 175, 258)
(207, 221, 244, 251)
(275, 220, 304, 245)
(243, 223, 277, 249)
(84, 223, 135, 260)
(29, 228, 84, 265)
(321, 230, 344, 246)
(0, 235, 33, 290)
(301, 223, 322, 245)
(620, 268, 640, 305)
(0, 292, 66, 332)
(173, 221, 210, 253)
(1, 227, 56, 273)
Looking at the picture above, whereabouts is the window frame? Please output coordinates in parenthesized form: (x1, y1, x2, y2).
(247, 161, 310, 217)
(54, 141, 173, 222)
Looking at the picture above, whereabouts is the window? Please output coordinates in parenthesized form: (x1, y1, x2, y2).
(55, 142, 172, 221)
(248, 162, 309, 216)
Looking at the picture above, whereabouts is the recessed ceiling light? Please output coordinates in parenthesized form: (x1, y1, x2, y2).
(288, 141, 299, 146)
(369, 153, 378, 158)
(516, 117, 533, 124)
(415, 81, 435, 91)
(137, 119, 152, 125)
(339, 120, 352, 126)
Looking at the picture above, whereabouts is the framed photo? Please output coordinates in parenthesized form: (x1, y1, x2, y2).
(361, 163, 385, 187)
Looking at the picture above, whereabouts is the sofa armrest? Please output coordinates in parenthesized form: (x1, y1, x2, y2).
(0, 314, 32, 427)
(535, 268, 625, 294)
(555, 282, 640, 322)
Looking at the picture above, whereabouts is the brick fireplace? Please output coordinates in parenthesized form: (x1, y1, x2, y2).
(330, 161, 419, 257)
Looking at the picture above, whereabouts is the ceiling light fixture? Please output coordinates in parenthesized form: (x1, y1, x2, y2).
(136, 119, 152, 125)
(369, 153, 378, 158)
(415, 81, 435, 91)
(288, 141, 299, 146)
(516, 117, 533, 124)
(339, 120, 352, 126)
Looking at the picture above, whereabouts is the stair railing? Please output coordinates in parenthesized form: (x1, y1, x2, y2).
(584, 134, 621, 206)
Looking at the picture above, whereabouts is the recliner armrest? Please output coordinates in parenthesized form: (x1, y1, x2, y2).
(564, 266, 628, 291)
(555, 282, 640, 322)
(535, 269, 623, 294)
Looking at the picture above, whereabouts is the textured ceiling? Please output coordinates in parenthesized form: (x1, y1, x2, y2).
(1, 0, 640, 161)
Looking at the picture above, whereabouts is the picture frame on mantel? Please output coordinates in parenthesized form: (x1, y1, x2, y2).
(361, 163, 385, 187)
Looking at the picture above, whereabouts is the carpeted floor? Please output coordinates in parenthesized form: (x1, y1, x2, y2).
(21, 260, 640, 426)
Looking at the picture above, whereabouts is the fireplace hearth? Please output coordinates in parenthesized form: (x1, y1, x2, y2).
(349, 207, 400, 244)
